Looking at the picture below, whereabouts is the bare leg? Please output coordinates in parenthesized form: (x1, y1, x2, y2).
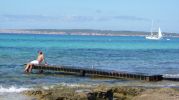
(28, 64, 33, 73)
(24, 64, 30, 72)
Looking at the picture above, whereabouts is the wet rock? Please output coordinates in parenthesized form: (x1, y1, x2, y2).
(73, 92, 88, 100)
(25, 87, 139, 100)
(112, 87, 144, 96)
(87, 89, 113, 100)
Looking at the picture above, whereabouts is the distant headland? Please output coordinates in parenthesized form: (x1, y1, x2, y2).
(0, 29, 178, 37)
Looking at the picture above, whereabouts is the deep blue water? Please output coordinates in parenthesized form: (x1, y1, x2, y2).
(0, 33, 179, 89)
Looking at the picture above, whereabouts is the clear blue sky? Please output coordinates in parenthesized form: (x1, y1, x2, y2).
(0, 0, 178, 33)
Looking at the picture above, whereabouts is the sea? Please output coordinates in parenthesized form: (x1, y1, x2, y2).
(0, 33, 179, 97)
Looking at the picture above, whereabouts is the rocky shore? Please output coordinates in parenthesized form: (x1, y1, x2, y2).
(22, 85, 179, 100)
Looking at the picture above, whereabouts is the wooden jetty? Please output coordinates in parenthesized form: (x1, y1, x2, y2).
(31, 64, 163, 81)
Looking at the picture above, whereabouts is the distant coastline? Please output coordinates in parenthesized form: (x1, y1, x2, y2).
(0, 29, 178, 37)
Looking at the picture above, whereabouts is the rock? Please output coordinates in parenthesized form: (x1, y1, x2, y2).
(112, 87, 144, 96)
(22, 86, 179, 100)
(86, 89, 113, 100)
(113, 93, 125, 98)
(73, 92, 88, 100)
(133, 88, 179, 100)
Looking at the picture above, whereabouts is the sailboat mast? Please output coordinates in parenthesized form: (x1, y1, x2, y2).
(151, 20, 153, 35)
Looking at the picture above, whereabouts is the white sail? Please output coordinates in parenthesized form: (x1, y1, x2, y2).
(151, 20, 154, 36)
(158, 27, 162, 38)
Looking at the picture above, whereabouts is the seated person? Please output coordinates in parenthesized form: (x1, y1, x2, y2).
(24, 51, 47, 73)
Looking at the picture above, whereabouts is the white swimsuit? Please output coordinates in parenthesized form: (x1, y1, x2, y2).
(30, 60, 39, 65)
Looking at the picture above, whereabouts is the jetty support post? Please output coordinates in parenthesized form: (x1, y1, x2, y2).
(145, 75, 163, 81)
(80, 69, 86, 76)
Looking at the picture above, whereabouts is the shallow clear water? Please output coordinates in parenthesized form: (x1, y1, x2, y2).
(0, 33, 179, 91)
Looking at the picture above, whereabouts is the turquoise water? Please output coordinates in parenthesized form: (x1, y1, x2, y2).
(0, 33, 179, 91)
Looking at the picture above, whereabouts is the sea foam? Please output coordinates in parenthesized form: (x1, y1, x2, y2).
(60, 82, 95, 88)
(163, 74, 179, 78)
(0, 86, 31, 93)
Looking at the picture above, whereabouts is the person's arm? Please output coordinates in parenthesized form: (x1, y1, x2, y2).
(44, 59, 48, 65)
(43, 56, 48, 65)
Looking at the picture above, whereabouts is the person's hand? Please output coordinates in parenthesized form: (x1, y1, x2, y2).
(45, 62, 48, 65)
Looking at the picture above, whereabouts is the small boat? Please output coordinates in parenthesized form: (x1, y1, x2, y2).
(145, 27, 163, 40)
(145, 21, 163, 40)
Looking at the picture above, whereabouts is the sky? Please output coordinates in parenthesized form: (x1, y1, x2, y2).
(0, 0, 178, 33)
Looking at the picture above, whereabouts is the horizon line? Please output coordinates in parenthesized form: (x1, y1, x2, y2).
(0, 28, 177, 34)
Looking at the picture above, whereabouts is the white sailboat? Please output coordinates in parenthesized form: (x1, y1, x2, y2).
(145, 27, 162, 40)
(145, 21, 163, 40)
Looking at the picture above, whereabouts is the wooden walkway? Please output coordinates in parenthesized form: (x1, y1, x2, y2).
(31, 64, 163, 81)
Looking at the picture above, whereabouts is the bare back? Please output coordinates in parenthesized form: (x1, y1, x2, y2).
(37, 54, 44, 63)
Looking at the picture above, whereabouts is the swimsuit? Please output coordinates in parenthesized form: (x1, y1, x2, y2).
(30, 60, 39, 65)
